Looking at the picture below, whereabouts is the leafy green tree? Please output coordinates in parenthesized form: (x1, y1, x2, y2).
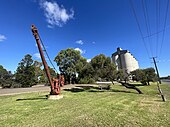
(105, 62, 117, 84)
(131, 68, 157, 85)
(0, 65, 18, 88)
(15, 54, 36, 87)
(0, 65, 10, 87)
(54, 48, 87, 84)
(116, 70, 124, 81)
(78, 63, 95, 84)
(39, 73, 48, 84)
(131, 69, 146, 82)
(33, 61, 43, 83)
(38, 66, 58, 85)
(90, 54, 116, 81)
(78, 54, 117, 83)
(90, 54, 107, 80)
(48, 66, 58, 78)
(143, 68, 157, 85)
(0, 65, 8, 79)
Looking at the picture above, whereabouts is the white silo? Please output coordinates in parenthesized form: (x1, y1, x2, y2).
(111, 47, 139, 75)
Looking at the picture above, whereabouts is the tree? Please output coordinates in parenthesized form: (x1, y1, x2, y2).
(90, 54, 116, 81)
(143, 68, 157, 85)
(0, 65, 8, 79)
(116, 69, 124, 81)
(78, 54, 117, 84)
(131, 68, 157, 85)
(38, 66, 58, 85)
(15, 54, 36, 87)
(33, 61, 43, 83)
(104, 62, 117, 84)
(0, 65, 18, 88)
(48, 66, 58, 78)
(0, 65, 11, 88)
(78, 63, 95, 84)
(131, 69, 146, 82)
(54, 48, 87, 84)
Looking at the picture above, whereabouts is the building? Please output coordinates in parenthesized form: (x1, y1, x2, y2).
(111, 47, 139, 76)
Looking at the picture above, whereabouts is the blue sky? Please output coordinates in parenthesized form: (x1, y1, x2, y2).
(0, 0, 169, 76)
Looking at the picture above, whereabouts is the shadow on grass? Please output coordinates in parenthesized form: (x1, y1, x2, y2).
(64, 85, 110, 93)
(64, 88, 85, 92)
(76, 85, 101, 90)
(154, 99, 166, 102)
(63, 85, 136, 94)
(111, 89, 135, 94)
(16, 96, 47, 101)
(130, 83, 148, 87)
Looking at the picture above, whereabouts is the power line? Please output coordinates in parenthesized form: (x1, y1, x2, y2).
(143, 26, 170, 38)
(141, 0, 154, 57)
(129, 0, 150, 58)
(156, 0, 160, 57)
(37, 33, 58, 73)
(143, 27, 168, 38)
(159, 0, 169, 58)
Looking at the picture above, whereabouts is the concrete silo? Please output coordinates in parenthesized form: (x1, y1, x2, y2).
(111, 47, 139, 76)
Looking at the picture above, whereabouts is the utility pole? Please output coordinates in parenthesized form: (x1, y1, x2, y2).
(152, 57, 165, 102)
(153, 57, 161, 84)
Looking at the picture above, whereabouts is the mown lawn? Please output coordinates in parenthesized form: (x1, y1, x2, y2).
(0, 83, 170, 127)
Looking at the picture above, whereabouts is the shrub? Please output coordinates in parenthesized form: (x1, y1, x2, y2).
(79, 78, 95, 84)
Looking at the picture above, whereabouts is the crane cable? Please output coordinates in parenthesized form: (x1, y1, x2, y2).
(37, 32, 58, 73)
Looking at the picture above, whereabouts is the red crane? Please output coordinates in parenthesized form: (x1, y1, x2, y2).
(31, 24, 63, 96)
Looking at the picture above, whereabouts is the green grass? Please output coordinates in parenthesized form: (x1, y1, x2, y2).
(0, 83, 170, 127)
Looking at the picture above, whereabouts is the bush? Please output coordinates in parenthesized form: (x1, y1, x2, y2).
(0, 79, 22, 88)
(79, 78, 95, 84)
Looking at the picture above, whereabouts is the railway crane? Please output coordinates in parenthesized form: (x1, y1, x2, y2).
(31, 24, 64, 99)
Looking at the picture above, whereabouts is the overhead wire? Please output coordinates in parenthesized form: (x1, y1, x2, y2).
(159, 0, 169, 58)
(156, 0, 160, 57)
(130, 0, 169, 61)
(143, 27, 169, 38)
(129, 0, 150, 58)
(141, 0, 154, 57)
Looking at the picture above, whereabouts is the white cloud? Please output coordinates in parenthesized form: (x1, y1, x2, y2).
(92, 41, 95, 44)
(87, 59, 91, 63)
(40, 0, 74, 28)
(0, 34, 6, 42)
(75, 40, 84, 45)
(34, 53, 41, 59)
(74, 48, 86, 54)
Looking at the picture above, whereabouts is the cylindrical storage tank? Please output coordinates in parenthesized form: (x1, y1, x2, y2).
(112, 54, 119, 70)
(133, 60, 139, 70)
(115, 55, 119, 70)
(123, 52, 132, 73)
(120, 53, 125, 70)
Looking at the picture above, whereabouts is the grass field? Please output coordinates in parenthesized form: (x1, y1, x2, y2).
(0, 83, 170, 127)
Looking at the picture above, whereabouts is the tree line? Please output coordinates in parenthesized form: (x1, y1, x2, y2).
(0, 48, 157, 88)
